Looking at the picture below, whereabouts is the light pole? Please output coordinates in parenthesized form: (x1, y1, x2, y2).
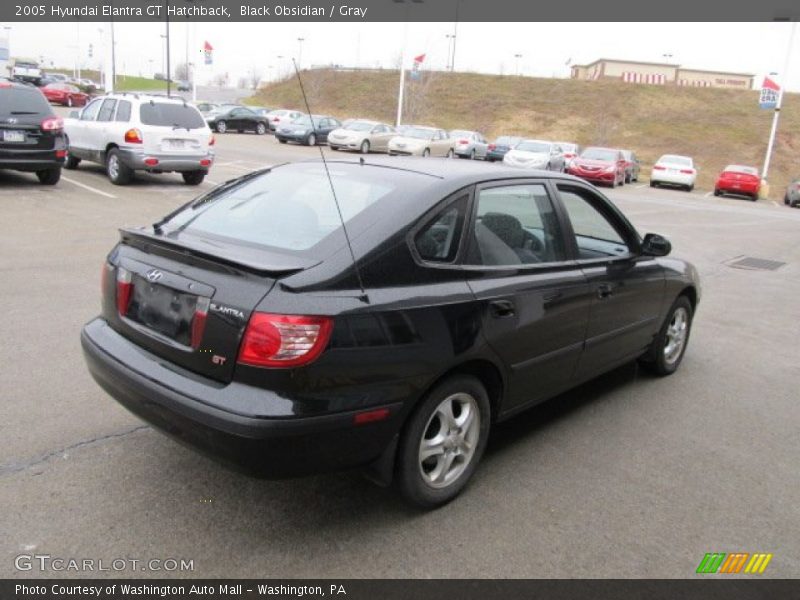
(160, 34, 167, 76)
(514, 53, 523, 76)
(445, 34, 454, 71)
(393, 0, 424, 127)
(450, 0, 461, 72)
(662, 53, 673, 63)
(297, 37, 305, 69)
(76, 20, 81, 79)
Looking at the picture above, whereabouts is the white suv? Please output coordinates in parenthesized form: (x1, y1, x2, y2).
(64, 93, 214, 185)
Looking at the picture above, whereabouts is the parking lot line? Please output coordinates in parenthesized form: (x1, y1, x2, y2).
(61, 176, 117, 199)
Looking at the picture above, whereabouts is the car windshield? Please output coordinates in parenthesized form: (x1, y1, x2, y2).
(582, 148, 618, 161)
(659, 155, 692, 166)
(344, 121, 375, 132)
(516, 141, 550, 153)
(725, 165, 758, 175)
(165, 164, 398, 252)
(0, 88, 52, 118)
(403, 128, 435, 140)
(292, 116, 319, 127)
(139, 102, 205, 129)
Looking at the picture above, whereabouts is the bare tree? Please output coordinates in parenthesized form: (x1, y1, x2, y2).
(403, 69, 439, 124)
(249, 68, 263, 90)
(212, 73, 228, 89)
(174, 62, 189, 80)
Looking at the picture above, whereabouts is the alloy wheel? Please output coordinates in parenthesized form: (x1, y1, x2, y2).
(664, 307, 689, 365)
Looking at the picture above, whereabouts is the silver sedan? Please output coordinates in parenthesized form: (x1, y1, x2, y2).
(450, 130, 490, 160)
(328, 120, 396, 153)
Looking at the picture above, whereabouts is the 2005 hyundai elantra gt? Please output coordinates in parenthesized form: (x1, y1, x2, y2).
(81, 157, 700, 508)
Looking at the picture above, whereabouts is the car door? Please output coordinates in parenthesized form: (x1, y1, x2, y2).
(463, 180, 593, 415)
(554, 182, 665, 379)
(434, 129, 451, 156)
(93, 98, 117, 159)
(67, 97, 102, 159)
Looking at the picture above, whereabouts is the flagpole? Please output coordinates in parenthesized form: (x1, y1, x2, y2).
(762, 22, 796, 182)
(396, 21, 407, 127)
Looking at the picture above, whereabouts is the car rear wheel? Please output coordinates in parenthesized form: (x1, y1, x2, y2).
(446, 149, 454, 158)
(66, 96, 74, 107)
(422, 148, 431, 157)
(360, 140, 370, 154)
(182, 170, 205, 185)
(64, 146, 80, 170)
(686, 184, 694, 192)
(650, 180, 657, 188)
(306, 133, 317, 146)
(395, 375, 491, 508)
(713, 189, 721, 197)
(330, 145, 339, 151)
(639, 295, 693, 376)
(785, 194, 791, 205)
(625, 173, 631, 183)
(215, 120, 227, 134)
(469, 149, 476, 160)
(255, 123, 266, 135)
(36, 167, 61, 185)
(106, 148, 132, 185)
(278, 138, 287, 144)
(751, 193, 759, 202)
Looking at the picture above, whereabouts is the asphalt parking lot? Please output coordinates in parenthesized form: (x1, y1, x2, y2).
(2, 125, 799, 579)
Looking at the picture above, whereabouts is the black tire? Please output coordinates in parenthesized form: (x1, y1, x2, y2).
(751, 193, 759, 202)
(395, 375, 491, 508)
(215, 120, 227, 134)
(360, 140, 370, 154)
(66, 96, 73, 107)
(36, 167, 61, 185)
(785, 193, 790, 205)
(686, 185, 694, 192)
(255, 123, 266, 135)
(306, 133, 317, 146)
(446, 149, 454, 159)
(278, 138, 287, 144)
(650, 180, 657, 188)
(106, 148, 132, 185)
(422, 148, 431, 157)
(713, 189, 721, 197)
(64, 151, 80, 170)
(469, 149, 476, 160)
(625, 173, 631, 183)
(182, 170, 205, 185)
(330, 145, 339, 151)
(638, 295, 693, 376)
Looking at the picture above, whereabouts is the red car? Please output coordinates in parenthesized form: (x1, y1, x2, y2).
(41, 83, 89, 107)
(714, 165, 760, 201)
(566, 147, 627, 187)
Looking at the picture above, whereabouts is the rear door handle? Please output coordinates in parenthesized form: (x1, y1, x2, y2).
(597, 283, 614, 299)
(489, 299, 516, 318)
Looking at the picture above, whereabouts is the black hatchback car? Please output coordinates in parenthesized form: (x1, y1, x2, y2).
(0, 78, 66, 184)
(81, 158, 700, 507)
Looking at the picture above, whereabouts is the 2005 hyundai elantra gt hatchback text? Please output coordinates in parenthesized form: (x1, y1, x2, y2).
(81, 157, 700, 508)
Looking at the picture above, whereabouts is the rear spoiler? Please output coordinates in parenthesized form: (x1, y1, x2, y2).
(120, 227, 320, 276)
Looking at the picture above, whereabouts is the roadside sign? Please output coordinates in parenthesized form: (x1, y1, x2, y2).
(203, 41, 213, 65)
(759, 76, 779, 109)
(410, 53, 425, 80)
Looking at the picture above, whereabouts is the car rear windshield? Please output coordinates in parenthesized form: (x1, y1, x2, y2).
(139, 102, 205, 129)
(582, 148, 618, 161)
(450, 130, 473, 138)
(165, 164, 399, 252)
(725, 165, 758, 175)
(404, 128, 435, 140)
(517, 141, 550, 153)
(345, 121, 375, 132)
(0, 88, 53, 118)
(659, 155, 692, 166)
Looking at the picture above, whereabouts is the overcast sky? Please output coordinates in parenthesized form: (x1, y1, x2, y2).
(2, 21, 798, 91)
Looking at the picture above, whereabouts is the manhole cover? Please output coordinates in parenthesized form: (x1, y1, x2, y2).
(727, 256, 786, 271)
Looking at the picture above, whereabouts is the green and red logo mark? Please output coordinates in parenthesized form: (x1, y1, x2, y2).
(697, 553, 773, 574)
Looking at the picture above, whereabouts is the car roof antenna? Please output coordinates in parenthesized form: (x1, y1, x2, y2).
(291, 58, 368, 304)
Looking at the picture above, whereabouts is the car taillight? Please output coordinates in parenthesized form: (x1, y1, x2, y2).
(458, 139, 468, 144)
(273, 117, 280, 122)
(680, 169, 694, 174)
(116, 267, 133, 315)
(41, 116, 64, 132)
(191, 297, 210, 349)
(488, 144, 496, 151)
(124, 128, 143, 144)
(565, 153, 575, 159)
(653, 165, 666, 171)
(200, 158, 211, 167)
(237, 313, 333, 368)
(144, 157, 159, 166)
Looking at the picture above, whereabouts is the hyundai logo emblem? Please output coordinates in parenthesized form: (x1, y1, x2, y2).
(146, 269, 163, 282)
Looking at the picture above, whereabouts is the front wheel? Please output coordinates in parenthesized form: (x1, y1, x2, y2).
(639, 295, 693, 376)
(255, 122, 266, 135)
(182, 170, 205, 185)
(306, 133, 317, 146)
(422, 148, 431, 157)
(360, 140, 370, 154)
(446, 149, 454, 159)
(66, 96, 73, 107)
(36, 167, 61, 185)
(215, 120, 227, 134)
(469, 149, 476, 160)
(395, 375, 491, 508)
(650, 180, 657, 188)
(751, 193, 759, 202)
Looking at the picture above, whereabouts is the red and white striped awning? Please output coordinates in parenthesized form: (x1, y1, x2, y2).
(621, 72, 666, 84)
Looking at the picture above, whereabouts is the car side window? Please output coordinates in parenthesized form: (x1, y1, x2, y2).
(115, 100, 131, 122)
(96, 99, 117, 122)
(466, 184, 566, 266)
(556, 185, 631, 259)
(414, 195, 468, 263)
(80, 99, 102, 121)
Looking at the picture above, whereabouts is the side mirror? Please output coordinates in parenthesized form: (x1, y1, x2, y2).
(69, 110, 80, 119)
(641, 233, 671, 257)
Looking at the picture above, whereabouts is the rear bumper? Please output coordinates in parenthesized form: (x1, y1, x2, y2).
(485, 150, 507, 161)
(116, 148, 213, 173)
(0, 148, 65, 171)
(80, 318, 402, 478)
(567, 168, 616, 183)
(716, 183, 759, 195)
(651, 171, 695, 186)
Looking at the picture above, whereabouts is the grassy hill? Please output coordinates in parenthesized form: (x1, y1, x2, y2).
(253, 69, 799, 197)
